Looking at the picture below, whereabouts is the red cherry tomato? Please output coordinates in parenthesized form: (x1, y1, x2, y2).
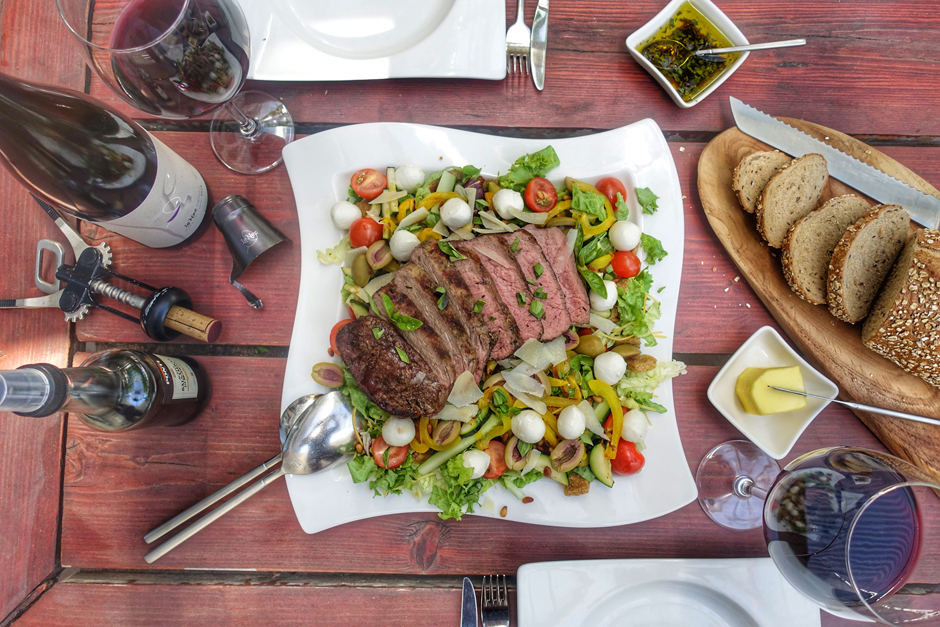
(577, 328, 595, 337)
(350, 168, 387, 200)
(611, 440, 645, 475)
(349, 217, 384, 249)
(611, 250, 641, 278)
(372, 435, 409, 469)
(483, 440, 508, 479)
(523, 177, 558, 213)
(329, 319, 353, 355)
(596, 177, 628, 207)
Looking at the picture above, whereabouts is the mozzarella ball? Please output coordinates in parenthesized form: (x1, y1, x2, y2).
(609, 220, 642, 251)
(511, 409, 546, 444)
(331, 200, 361, 231)
(557, 404, 587, 440)
(594, 351, 627, 385)
(389, 229, 420, 262)
(622, 409, 649, 443)
(492, 188, 524, 220)
(441, 197, 472, 229)
(462, 449, 491, 480)
(589, 279, 618, 311)
(381, 417, 416, 447)
(395, 165, 425, 193)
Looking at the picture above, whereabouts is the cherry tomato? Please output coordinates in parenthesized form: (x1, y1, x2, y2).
(610, 439, 645, 475)
(329, 319, 353, 355)
(523, 177, 558, 213)
(483, 440, 508, 479)
(372, 435, 409, 469)
(611, 250, 641, 278)
(349, 217, 384, 249)
(350, 168, 387, 200)
(596, 177, 628, 207)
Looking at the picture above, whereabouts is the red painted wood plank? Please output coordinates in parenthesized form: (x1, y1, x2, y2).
(0, 0, 89, 619)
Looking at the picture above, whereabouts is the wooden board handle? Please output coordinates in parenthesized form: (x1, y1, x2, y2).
(165, 306, 222, 343)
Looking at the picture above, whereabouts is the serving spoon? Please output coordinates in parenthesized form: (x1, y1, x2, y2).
(641, 38, 806, 69)
(144, 391, 359, 563)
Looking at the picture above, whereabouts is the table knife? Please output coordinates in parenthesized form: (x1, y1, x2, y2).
(730, 97, 940, 229)
(531, 0, 549, 90)
(460, 577, 477, 627)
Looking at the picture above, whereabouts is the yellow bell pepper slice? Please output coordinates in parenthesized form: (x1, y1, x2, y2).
(544, 199, 572, 222)
(542, 421, 558, 447)
(544, 396, 578, 408)
(397, 197, 414, 223)
(581, 200, 616, 239)
(410, 430, 430, 454)
(418, 191, 460, 211)
(417, 228, 442, 242)
(418, 416, 434, 449)
(477, 415, 512, 447)
(587, 253, 613, 272)
(589, 379, 623, 459)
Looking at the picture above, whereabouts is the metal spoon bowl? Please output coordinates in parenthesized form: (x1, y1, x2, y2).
(641, 37, 807, 70)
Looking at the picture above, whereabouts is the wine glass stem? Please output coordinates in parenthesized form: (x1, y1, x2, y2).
(224, 102, 259, 139)
(733, 475, 768, 500)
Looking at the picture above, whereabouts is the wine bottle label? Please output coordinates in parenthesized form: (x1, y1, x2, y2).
(153, 355, 199, 401)
(102, 135, 208, 248)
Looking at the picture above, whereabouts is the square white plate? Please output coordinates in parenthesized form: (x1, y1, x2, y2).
(517, 557, 821, 627)
(280, 121, 696, 534)
(707, 326, 838, 459)
(240, 0, 506, 81)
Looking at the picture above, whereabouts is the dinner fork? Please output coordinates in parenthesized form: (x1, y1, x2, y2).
(481, 574, 510, 627)
(505, 0, 530, 75)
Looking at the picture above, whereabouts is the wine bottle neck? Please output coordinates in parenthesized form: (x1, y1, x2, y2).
(60, 367, 122, 417)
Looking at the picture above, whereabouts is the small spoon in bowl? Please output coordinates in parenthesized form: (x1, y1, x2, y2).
(641, 38, 806, 69)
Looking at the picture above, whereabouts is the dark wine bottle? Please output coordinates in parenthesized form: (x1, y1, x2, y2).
(0, 350, 210, 431)
(0, 72, 208, 248)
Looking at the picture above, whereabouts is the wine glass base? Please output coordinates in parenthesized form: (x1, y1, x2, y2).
(696, 440, 780, 530)
(210, 90, 295, 175)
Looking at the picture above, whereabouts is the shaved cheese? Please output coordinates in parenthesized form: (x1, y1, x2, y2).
(590, 312, 618, 334)
(344, 245, 368, 267)
(508, 206, 549, 225)
(473, 228, 508, 235)
(452, 223, 475, 240)
(364, 271, 395, 296)
(521, 448, 541, 475)
(510, 360, 541, 378)
(435, 404, 478, 422)
(578, 400, 609, 440)
(543, 336, 568, 366)
(447, 371, 484, 407)
(504, 371, 545, 398)
(565, 228, 578, 259)
(368, 189, 408, 205)
(498, 358, 521, 369)
(475, 244, 513, 268)
(479, 210, 514, 233)
(397, 207, 429, 229)
(505, 387, 547, 414)
(409, 371, 427, 386)
(432, 218, 451, 238)
(514, 338, 545, 367)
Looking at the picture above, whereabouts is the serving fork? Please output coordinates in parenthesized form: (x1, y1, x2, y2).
(505, 0, 530, 75)
(481, 574, 510, 627)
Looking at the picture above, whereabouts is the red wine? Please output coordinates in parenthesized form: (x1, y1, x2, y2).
(109, 0, 250, 118)
(764, 450, 921, 613)
(0, 72, 208, 247)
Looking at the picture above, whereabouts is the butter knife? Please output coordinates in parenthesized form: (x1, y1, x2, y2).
(531, 0, 549, 90)
(730, 97, 940, 229)
(460, 577, 477, 627)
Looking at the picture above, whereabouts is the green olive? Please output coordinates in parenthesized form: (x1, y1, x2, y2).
(432, 420, 461, 448)
(367, 240, 393, 270)
(574, 335, 606, 357)
(351, 253, 373, 287)
(311, 362, 344, 388)
(612, 343, 641, 358)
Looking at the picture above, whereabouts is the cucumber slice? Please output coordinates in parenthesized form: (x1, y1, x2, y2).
(348, 301, 369, 318)
(534, 453, 569, 486)
(589, 444, 614, 488)
(437, 170, 457, 193)
(459, 412, 486, 436)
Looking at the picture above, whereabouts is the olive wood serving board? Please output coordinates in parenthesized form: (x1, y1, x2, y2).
(698, 119, 940, 483)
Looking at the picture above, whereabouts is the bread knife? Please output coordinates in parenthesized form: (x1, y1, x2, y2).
(730, 97, 940, 230)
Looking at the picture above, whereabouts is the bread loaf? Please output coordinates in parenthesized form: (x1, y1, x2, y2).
(862, 228, 940, 388)
(756, 153, 829, 248)
(732, 151, 791, 213)
(827, 204, 910, 323)
(780, 195, 872, 304)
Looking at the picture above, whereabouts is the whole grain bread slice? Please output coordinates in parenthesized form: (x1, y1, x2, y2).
(827, 204, 910, 323)
(756, 153, 829, 248)
(780, 195, 872, 304)
(732, 151, 791, 213)
(862, 228, 940, 388)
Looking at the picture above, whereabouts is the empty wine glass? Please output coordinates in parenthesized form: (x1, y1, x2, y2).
(57, 0, 293, 174)
(698, 441, 940, 624)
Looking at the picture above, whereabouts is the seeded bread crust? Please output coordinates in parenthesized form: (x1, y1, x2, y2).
(756, 153, 829, 248)
(732, 151, 792, 213)
(780, 195, 872, 305)
(827, 204, 911, 323)
(861, 229, 940, 388)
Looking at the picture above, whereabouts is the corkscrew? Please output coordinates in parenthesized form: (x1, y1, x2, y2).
(0, 194, 222, 343)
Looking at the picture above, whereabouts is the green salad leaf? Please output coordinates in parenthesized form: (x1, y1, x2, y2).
(578, 232, 613, 267)
(640, 233, 668, 265)
(571, 184, 607, 222)
(340, 367, 389, 434)
(578, 266, 607, 299)
(497, 146, 560, 191)
(614, 192, 630, 221)
(428, 455, 495, 520)
(635, 187, 660, 215)
(382, 293, 424, 331)
(414, 171, 444, 204)
(616, 270, 660, 347)
(347, 452, 418, 496)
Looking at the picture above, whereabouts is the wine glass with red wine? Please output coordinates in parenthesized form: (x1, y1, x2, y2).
(697, 442, 940, 624)
(57, 0, 293, 174)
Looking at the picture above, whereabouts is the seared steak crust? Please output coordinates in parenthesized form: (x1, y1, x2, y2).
(499, 231, 571, 339)
(523, 225, 590, 325)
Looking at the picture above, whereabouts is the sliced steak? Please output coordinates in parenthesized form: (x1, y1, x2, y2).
(410, 242, 495, 375)
(334, 317, 448, 418)
(499, 231, 571, 339)
(524, 225, 590, 325)
(457, 237, 543, 343)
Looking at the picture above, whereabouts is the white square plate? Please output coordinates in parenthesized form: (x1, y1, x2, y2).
(517, 557, 821, 627)
(280, 121, 695, 534)
(707, 326, 838, 459)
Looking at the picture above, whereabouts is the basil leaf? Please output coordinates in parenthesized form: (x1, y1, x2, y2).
(578, 266, 607, 299)
(533, 288, 547, 299)
(372, 327, 384, 339)
(529, 300, 544, 319)
(578, 232, 613, 267)
(534, 263, 544, 278)
(573, 224, 584, 260)
(517, 441, 533, 457)
(511, 237, 520, 252)
(516, 292, 526, 306)
(473, 300, 485, 313)
(392, 313, 423, 331)
(381, 293, 395, 319)
(635, 187, 660, 215)
(395, 346, 410, 363)
(437, 290, 449, 310)
(614, 192, 630, 221)
(438, 240, 467, 261)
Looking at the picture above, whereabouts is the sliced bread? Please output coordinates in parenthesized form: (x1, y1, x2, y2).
(827, 204, 910, 323)
(780, 195, 872, 304)
(756, 153, 829, 248)
(732, 151, 791, 213)
(862, 228, 940, 388)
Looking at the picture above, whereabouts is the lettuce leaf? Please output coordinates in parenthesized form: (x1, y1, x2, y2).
(340, 367, 389, 436)
(635, 187, 660, 215)
(640, 233, 668, 265)
(616, 270, 659, 347)
(571, 184, 607, 222)
(428, 455, 495, 520)
(497, 146, 560, 191)
(347, 453, 418, 496)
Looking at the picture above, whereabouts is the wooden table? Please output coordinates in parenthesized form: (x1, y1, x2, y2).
(2, 1, 940, 625)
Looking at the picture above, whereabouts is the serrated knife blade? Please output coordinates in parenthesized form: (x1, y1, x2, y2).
(730, 97, 940, 229)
